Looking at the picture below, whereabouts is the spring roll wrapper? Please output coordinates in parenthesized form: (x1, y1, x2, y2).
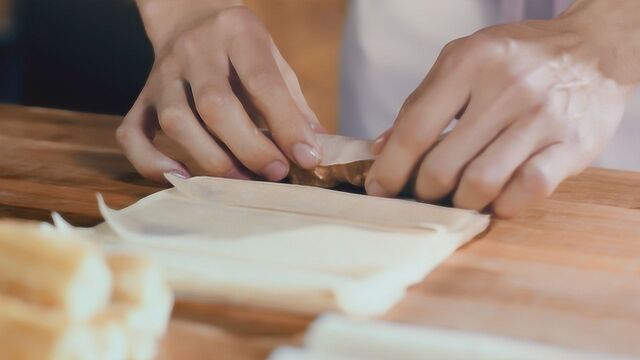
(268, 315, 631, 360)
(287, 133, 450, 189)
(54, 172, 488, 317)
(288, 134, 375, 188)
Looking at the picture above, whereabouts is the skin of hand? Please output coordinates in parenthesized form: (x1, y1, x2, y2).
(117, 0, 324, 183)
(366, 0, 640, 218)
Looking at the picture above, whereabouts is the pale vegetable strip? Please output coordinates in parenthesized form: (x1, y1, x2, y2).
(0, 294, 98, 360)
(0, 220, 173, 360)
(107, 254, 173, 337)
(0, 220, 112, 320)
(270, 315, 633, 360)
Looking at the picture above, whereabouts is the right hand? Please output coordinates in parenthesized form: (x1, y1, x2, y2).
(118, 1, 324, 183)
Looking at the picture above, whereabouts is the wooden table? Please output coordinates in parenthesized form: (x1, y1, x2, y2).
(1, 104, 639, 359)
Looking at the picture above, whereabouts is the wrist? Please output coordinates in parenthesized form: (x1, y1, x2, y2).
(560, 0, 640, 85)
(135, 0, 242, 52)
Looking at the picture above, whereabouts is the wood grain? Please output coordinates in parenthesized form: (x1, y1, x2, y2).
(0, 104, 639, 359)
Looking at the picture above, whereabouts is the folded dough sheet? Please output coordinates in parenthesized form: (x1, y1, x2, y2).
(269, 315, 626, 360)
(58, 174, 489, 317)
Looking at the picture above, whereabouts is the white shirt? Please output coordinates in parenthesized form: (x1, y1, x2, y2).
(340, 0, 640, 171)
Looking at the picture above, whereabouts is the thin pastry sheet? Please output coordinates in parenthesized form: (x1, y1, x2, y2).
(57, 175, 489, 317)
(268, 315, 631, 360)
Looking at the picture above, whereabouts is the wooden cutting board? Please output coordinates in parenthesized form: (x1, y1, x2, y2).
(157, 319, 296, 360)
(1, 104, 639, 359)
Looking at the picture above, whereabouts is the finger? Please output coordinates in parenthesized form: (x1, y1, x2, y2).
(413, 72, 544, 202)
(188, 72, 290, 181)
(371, 127, 392, 155)
(270, 40, 326, 133)
(492, 142, 579, 218)
(365, 50, 472, 198)
(156, 79, 250, 179)
(229, 32, 321, 169)
(452, 110, 558, 210)
(116, 99, 190, 183)
(411, 103, 507, 202)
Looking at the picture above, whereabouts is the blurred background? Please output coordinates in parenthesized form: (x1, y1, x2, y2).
(4, 0, 345, 131)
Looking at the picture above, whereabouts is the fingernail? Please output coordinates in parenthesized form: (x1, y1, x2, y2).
(366, 179, 388, 197)
(309, 121, 327, 134)
(372, 128, 391, 155)
(262, 160, 289, 181)
(225, 167, 252, 180)
(169, 170, 190, 179)
(292, 142, 321, 169)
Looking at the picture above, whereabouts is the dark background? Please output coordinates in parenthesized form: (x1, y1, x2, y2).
(0, 0, 344, 131)
(9, 0, 153, 115)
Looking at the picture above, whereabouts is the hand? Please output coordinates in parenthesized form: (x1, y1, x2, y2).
(117, 0, 323, 183)
(366, 0, 639, 217)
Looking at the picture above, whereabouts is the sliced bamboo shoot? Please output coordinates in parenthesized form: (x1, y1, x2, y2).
(107, 254, 173, 336)
(0, 294, 97, 360)
(0, 220, 112, 320)
(296, 315, 632, 360)
(91, 310, 128, 360)
(94, 305, 160, 360)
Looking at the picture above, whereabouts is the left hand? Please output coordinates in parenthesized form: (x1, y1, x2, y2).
(366, 1, 639, 217)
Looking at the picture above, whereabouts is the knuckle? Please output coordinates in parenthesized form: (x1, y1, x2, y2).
(463, 32, 495, 55)
(437, 38, 469, 72)
(420, 157, 457, 191)
(158, 107, 187, 135)
(506, 127, 532, 146)
(461, 166, 500, 197)
(561, 123, 582, 143)
(172, 31, 200, 57)
(272, 123, 306, 146)
(533, 106, 568, 142)
(216, 6, 264, 37)
(507, 74, 538, 100)
(115, 124, 133, 145)
(441, 38, 464, 55)
(493, 201, 518, 219)
(550, 116, 574, 140)
(503, 73, 523, 90)
(472, 33, 510, 59)
(564, 126, 596, 154)
(280, 62, 299, 84)
(397, 92, 420, 118)
(244, 72, 278, 96)
(393, 122, 432, 155)
(200, 156, 232, 176)
(519, 161, 554, 197)
(413, 180, 430, 202)
(156, 56, 180, 78)
(437, 33, 513, 72)
(197, 87, 233, 113)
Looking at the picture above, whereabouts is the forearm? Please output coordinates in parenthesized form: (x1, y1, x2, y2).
(135, 0, 242, 51)
(563, 0, 640, 85)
